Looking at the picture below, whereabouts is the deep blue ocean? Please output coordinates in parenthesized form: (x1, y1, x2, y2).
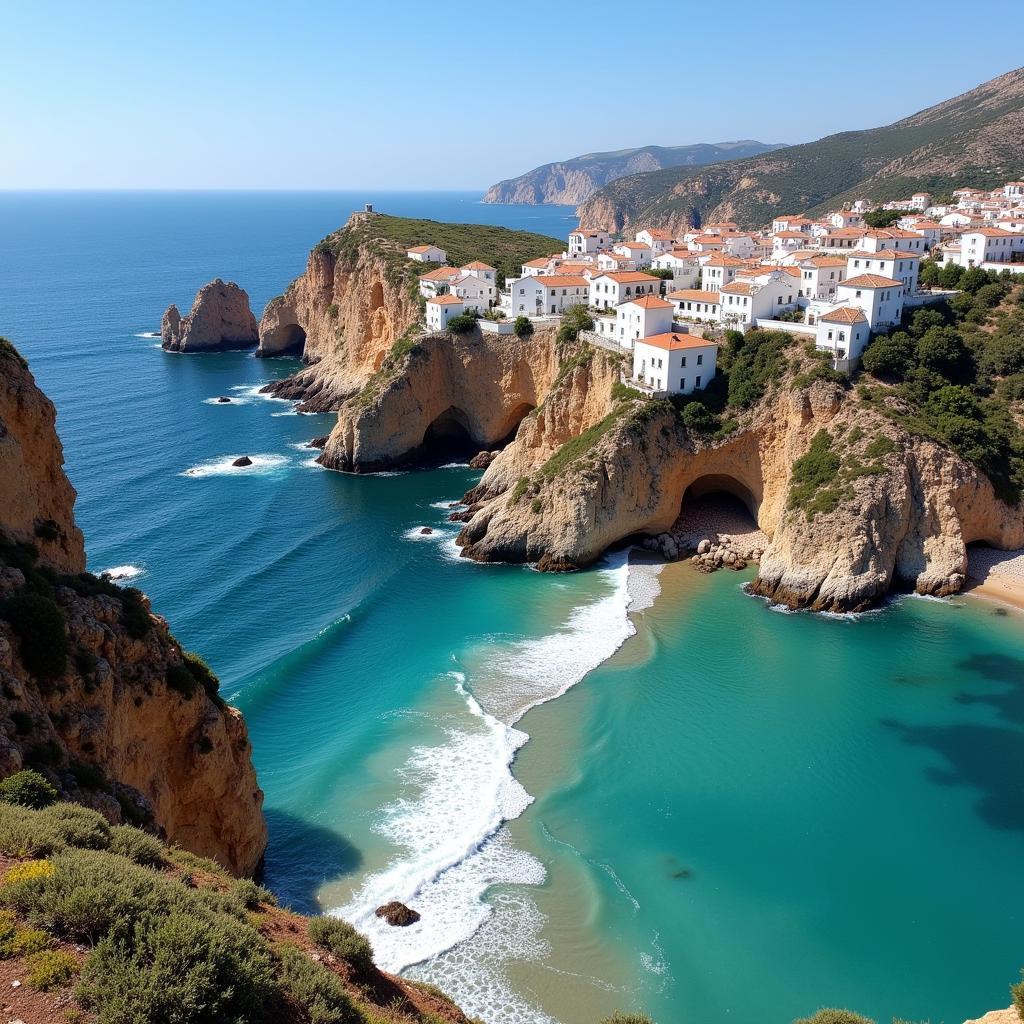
(1, 191, 1021, 1024)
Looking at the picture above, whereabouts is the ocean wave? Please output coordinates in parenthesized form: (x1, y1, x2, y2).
(134, 331, 161, 339)
(229, 383, 291, 403)
(203, 395, 251, 406)
(430, 500, 461, 512)
(180, 454, 290, 478)
(101, 564, 145, 581)
(439, 461, 469, 469)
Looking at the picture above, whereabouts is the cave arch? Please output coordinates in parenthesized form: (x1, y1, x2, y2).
(370, 281, 385, 311)
(682, 473, 760, 521)
(262, 322, 306, 358)
(495, 402, 536, 446)
(420, 406, 477, 462)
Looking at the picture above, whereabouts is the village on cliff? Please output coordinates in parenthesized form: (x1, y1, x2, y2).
(408, 181, 1024, 398)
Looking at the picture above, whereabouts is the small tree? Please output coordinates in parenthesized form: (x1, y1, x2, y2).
(0, 769, 58, 809)
(446, 313, 477, 334)
(1011, 966, 1023, 1019)
(557, 304, 595, 343)
(682, 401, 716, 432)
(794, 1011, 874, 1024)
(514, 316, 533, 338)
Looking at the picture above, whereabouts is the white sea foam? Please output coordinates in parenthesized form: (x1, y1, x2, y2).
(402, 527, 440, 541)
(335, 552, 644, 1019)
(102, 564, 145, 581)
(430, 500, 461, 511)
(229, 383, 291, 403)
(439, 461, 469, 469)
(203, 395, 251, 406)
(180, 454, 290, 478)
(134, 331, 161, 339)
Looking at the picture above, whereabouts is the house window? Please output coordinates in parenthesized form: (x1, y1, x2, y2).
(681, 356, 687, 367)
(680, 378, 686, 390)
(696, 375, 702, 388)
(697, 354, 703, 365)
(855, 290, 862, 298)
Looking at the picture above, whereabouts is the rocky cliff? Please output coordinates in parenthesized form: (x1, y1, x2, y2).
(482, 140, 784, 206)
(162, 278, 259, 353)
(457, 365, 1024, 609)
(0, 340, 266, 875)
(318, 325, 624, 473)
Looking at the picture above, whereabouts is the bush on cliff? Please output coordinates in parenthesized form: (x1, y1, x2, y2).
(308, 914, 374, 972)
(600, 1014, 653, 1024)
(446, 313, 477, 334)
(0, 592, 68, 680)
(794, 1010, 874, 1024)
(1012, 967, 1024, 1019)
(514, 315, 533, 337)
(0, 770, 58, 810)
(556, 304, 594, 344)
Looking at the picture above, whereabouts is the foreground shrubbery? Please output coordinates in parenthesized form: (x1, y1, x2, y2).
(0, 792, 404, 1023)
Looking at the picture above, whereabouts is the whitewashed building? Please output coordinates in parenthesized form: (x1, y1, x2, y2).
(835, 274, 905, 329)
(652, 250, 700, 289)
(719, 270, 797, 327)
(408, 244, 447, 263)
(631, 333, 718, 396)
(510, 275, 590, 316)
(613, 241, 653, 267)
(797, 254, 848, 302)
(418, 266, 461, 298)
(568, 228, 612, 256)
(426, 294, 465, 330)
(957, 227, 1024, 267)
(816, 307, 870, 360)
(846, 249, 920, 295)
(667, 288, 721, 322)
(612, 295, 675, 349)
(635, 228, 675, 254)
(589, 272, 661, 310)
(701, 254, 749, 292)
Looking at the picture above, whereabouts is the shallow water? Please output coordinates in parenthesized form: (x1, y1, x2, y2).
(1, 192, 1021, 1024)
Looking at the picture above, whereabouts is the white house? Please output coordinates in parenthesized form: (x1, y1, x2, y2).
(597, 251, 636, 272)
(909, 192, 932, 212)
(449, 273, 495, 312)
(860, 228, 926, 254)
(635, 228, 675, 254)
(940, 211, 975, 229)
(589, 271, 661, 310)
(408, 244, 447, 263)
(631, 333, 718, 396)
(816, 307, 870, 361)
(521, 256, 558, 277)
(418, 266, 461, 298)
(613, 241, 653, 267)
(821, 228, 868, 250)
(835, 274, 905, 329)
(846, 249, 920, 295)
(667, 288, 721, 323)
(771, 231, 810, 259)
(461, 261, 497, 284)
(719, 270, 797, 327)
(568, 228, 612, 256)
(426, 294, 465, 330)
(796, 254, 848, 302)
(701, 254, 749, 292)
(510, 275, 590, 316)
(1002, 182, 1024, 203)
(652, 250, 700, 289)
(957, 227, 1024, 267)
(830, 210, 865, 229)
(612, 295, 675, 348)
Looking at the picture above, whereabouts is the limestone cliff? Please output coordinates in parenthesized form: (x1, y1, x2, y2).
(0, 340, 84, 574)
(318, 326, 619, 473)
(457, 367, 1024, 610)
(162, 278, 259, 353)
(0, 341, 266, 875)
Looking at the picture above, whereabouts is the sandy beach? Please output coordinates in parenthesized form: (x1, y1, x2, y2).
(964, 546, 1024, 612)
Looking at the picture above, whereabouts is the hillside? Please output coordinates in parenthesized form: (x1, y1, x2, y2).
(577, 66, 1024, 232)
(482, 140, 784, 205)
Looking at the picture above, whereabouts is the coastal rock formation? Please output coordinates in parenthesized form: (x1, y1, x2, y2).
(0, 341, 266, 875)
(453, 355, 1023, 611)
(161, 279, 259, 353)
(256, 219, 423, 410)
(0, 340, 84, 574)
(375, 901, 420, 927)
(318, 326, 616, 473)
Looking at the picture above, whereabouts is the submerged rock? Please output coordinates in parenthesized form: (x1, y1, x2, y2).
(469, 450, 499, 470)
(232, 456, 253, 467)
(217, 396, 232, 403)
(419, 527, 433, 535)
(308, 435, 329, 450)
(375, 901, 420, 927)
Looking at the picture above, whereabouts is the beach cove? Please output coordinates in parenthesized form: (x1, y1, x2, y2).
(1, 191, 1022, 1024)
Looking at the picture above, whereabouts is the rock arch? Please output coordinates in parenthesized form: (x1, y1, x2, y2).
(421, 406, 477, 461)
(682, 472, 760, 521)
(258, 320, 306, 358)
(495, 402, 536, 446)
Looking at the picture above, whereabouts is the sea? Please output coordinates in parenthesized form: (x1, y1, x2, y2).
(0, 190, 1021, 1024)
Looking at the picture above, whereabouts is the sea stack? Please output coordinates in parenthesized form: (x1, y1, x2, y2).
(161, 278, 259, 353)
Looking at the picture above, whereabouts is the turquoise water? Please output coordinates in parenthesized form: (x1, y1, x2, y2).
(1, 192, 1021, 1024)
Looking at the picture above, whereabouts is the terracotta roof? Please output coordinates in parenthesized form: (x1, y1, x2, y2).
(821, 306, 867, 324)
(704, 254, 748, 267)
(721, 282, 754, 295)
(523, 257, 553, 268)
(848, 249, 921, 260)
(965, 227, 1015, 237)
(667, 289, 719, 303)
(428, 295, 464, 305)
(596, 271, 661, 284)
(618, 241, 652, 250)
(408, 244, 441, 254)
(640, 229, 674, 240)
(419, 267, 460, 281)
(773, 231, 807, 239)
(827, 228, 869, 238)
(462, 261, 496, 270)
(639, 332, 719, 351)
(841, 274, 902, 289)
(626, 295, 673, 309)
(801, 254, 848, 267)
(531, 275, 589, 288)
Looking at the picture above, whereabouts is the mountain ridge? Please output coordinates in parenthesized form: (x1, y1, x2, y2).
(576, 66, 1024, 232)
(482, 140, 785, 205)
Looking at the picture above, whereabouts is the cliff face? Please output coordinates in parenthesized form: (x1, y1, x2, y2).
(0, 341, 84, 574)
(0, 343, 266, 875)
(258, 234, 423, 412)
(482, 140, 784, 206)
(161, 279, 259, 353)
(318, 326, 617, 472)
(455, 361, 1024, 610)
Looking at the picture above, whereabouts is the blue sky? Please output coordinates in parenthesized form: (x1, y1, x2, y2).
(3, 0, 1022, 190)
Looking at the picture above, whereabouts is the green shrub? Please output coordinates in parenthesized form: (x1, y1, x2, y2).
(118, 588, 152, 640)
(38, 804, 111, 851)
(530, 498, 543, 514)
(78, 907, 277, 1023)
(0, 803, 66, 857)
(183, 651, 221, 702)
(0, 592, 68, 678)
(863, 434, 896, 460)
(600, 1014, 654, 1024)
(326, 303, 339, 319)
(514, 315, 533, 337)
(278, 943, 361, 1024)
(0, 925, 51, 958)
(25, 948, 77, 990)
(862, 331, 915, 380)
(308, 915, 374, 972)
(231, 877, 276, 911)
(788, 430, 843, 517)
(0, 769, 58, 809)
(794, 1011, 874, 1024)
(725, 329, 789, 408)
(556, 304, 594, 344)
(109, 825, 165, 868)
(446, 313, 477, 334)
(1012, 966, 1023, 1018)
(611, 381, 643, 403)
(681, 401, 717, 433)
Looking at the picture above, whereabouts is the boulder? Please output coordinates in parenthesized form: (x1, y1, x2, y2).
(216, 396, 232, 404)
(232, 456, 253, 468)
(162, 279, 259, 353)
(697, 539, 710, 555)
(308, 436, 329, 450)
(419, 527, 433, 535)
(469, 450, 497, 470)
(375, 901, 420, 927)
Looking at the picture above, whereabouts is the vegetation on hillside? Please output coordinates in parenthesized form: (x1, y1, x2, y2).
(0, 781, 474, 1024)
(313, 214, 562, 287)
(579, 68, 1024, 229)
(860, 263, 1024, 502)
